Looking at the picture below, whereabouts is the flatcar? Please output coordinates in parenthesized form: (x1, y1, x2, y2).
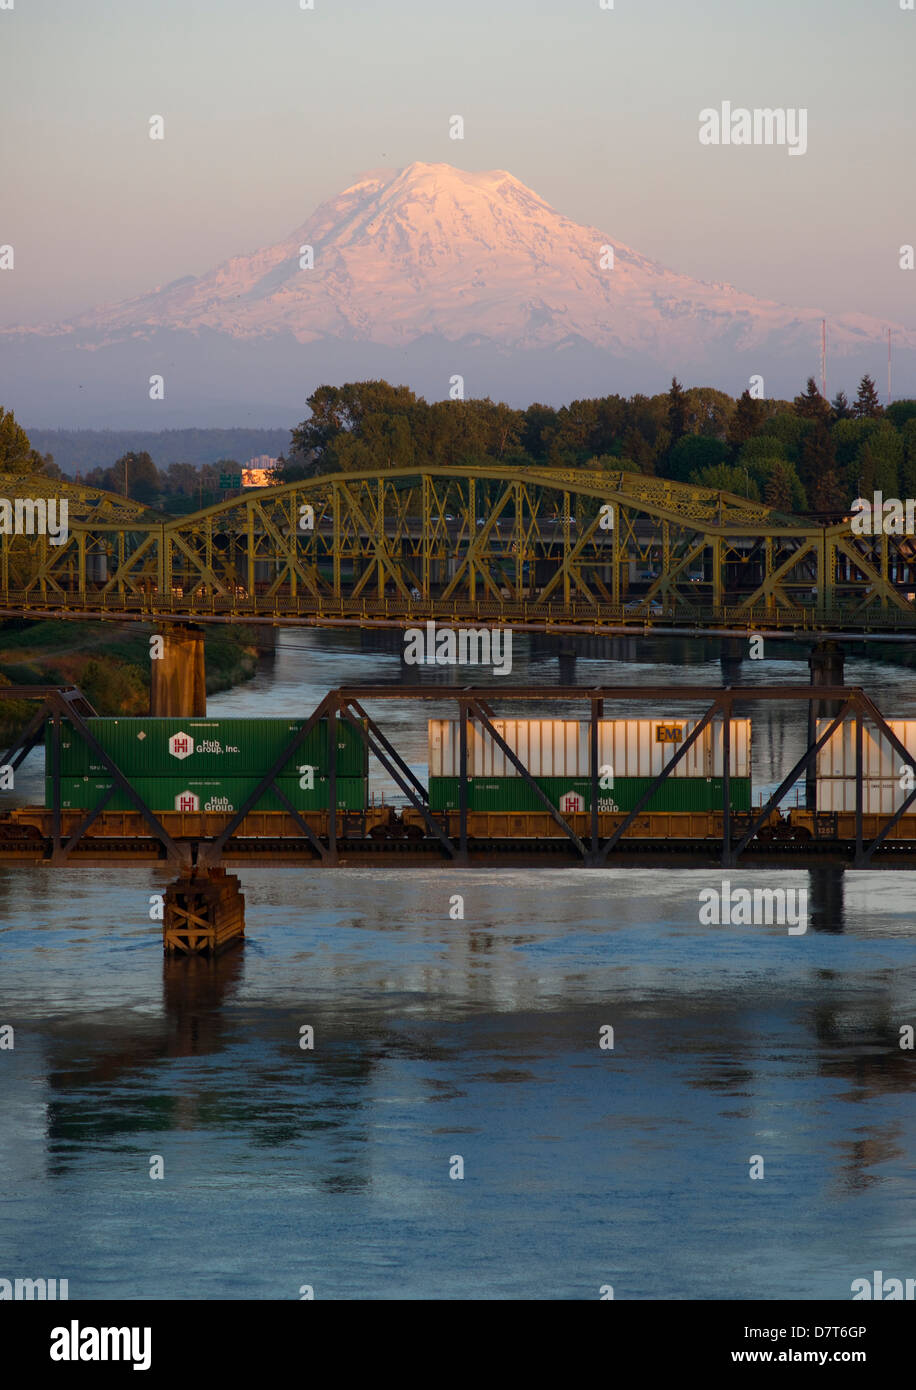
(4, 711, 915, 847)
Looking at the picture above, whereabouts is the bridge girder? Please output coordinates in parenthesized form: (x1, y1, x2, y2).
(1, 466, 914, 633)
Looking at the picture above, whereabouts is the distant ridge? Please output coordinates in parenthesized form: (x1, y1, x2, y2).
(25, 427, 293, 474)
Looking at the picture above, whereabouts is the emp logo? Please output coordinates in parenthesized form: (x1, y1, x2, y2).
(656, 725, 684, 744)
(168, 732, 195, 760)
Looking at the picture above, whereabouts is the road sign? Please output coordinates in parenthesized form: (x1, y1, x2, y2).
(219, 474, 242, 489)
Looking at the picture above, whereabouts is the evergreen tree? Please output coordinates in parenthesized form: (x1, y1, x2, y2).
(810, 466, 845, 513)
(727, 390, 767, 449)
(793, 377, 830, 422)
(746, 455, 807, 513)
(620, 425, 655, 475)
(853, 374, 883, 419)
(667, 377, 689, 445)
(830, 390, 852, 421)
(799, 421, 839, 507)
(0, 407, 36, 472)
(762, 461, 795, 513)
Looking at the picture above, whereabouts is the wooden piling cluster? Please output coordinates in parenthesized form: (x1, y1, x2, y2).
(163, 867, 245, 955)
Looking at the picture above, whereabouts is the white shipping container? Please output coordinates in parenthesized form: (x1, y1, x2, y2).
(815, 779, 910, 814)
(428, 719, 589, 778)
(428, 717, 751, 779)
(480, 719, 590, 777)
(816, 718, 916, 781)
(596, 719, 750, 779)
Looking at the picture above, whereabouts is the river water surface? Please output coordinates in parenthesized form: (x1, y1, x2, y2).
(1, 633, 915, 1299)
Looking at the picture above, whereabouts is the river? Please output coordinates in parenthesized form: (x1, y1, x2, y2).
(1, 631, 915, 1300)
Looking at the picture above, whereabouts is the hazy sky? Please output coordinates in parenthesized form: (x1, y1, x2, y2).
(1, 0, 913, 326)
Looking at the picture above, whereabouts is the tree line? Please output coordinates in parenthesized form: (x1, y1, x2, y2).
(285, 376, 915, 516)
(3, 375, 916, 517)
(0, 412, 259, 511)
(24, 427, 290, 475)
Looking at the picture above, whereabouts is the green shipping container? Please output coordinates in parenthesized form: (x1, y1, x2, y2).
(45, 717, 368, 779)
(428, 776, 751, 814)
(46, 776, 367, 814)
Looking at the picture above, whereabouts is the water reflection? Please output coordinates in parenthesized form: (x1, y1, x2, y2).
(162, 951, 245, 1059)
(808, 869, 846, 934)
(3, 630, 916, 1298)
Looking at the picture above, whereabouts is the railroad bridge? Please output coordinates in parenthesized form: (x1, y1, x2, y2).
(2, 465, 915, 639)
(4, 681, 916, 953)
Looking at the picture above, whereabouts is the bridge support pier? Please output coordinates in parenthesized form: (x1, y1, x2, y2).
(253, 625, 278, 658)
(806, 641, 846, 810)
(558, 645, 577, 683)
(151, 624, 207, 718)
(720, 637, 744, 685)
(163, 867, 245, 956)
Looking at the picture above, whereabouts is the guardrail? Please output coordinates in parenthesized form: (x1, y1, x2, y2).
(2, 589, 916, 633)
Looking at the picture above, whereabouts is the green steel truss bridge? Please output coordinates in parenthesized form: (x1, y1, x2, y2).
(2, 466, 915, 639)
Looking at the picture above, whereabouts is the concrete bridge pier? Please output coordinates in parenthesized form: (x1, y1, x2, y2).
(806, 641, 846, 810)
(150, 624, 206, 717)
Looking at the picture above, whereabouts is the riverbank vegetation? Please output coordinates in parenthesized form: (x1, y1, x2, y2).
(0, 620, 259, 742)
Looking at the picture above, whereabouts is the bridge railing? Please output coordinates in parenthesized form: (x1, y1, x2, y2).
(2, 588, 915, 632)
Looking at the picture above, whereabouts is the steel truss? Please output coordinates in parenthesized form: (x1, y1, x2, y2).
(2, 468, 916, 634)
(4, 684, 916, 868)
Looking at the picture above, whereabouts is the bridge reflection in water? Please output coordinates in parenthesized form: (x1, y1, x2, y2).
(32, 866, 912, 1210)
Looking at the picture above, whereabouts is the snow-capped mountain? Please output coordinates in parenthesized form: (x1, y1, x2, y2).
(42, 161, 910, 356)
(3, 163, 912, 426)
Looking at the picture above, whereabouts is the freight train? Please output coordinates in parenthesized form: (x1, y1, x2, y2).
(2, 712, 914, 845)
(42, 715, 368, 813)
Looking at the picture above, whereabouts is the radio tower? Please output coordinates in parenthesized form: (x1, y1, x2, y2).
(821, 319, 827, 400)
(888, 328, 892, 406)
